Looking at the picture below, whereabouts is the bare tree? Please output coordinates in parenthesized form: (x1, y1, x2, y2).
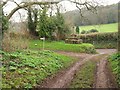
(2, 0, 98, 20)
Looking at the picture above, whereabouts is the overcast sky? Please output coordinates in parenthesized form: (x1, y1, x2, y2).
(3, 0, 120, 22)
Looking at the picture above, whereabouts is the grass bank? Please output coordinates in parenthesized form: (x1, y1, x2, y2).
(29, 40, 96, 54)
(1, 50, 75, 88)
(69, 61, 97, 88)
(109, 53, 120, 87)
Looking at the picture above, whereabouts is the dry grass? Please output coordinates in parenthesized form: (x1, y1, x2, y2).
(2, 31, 29, 52)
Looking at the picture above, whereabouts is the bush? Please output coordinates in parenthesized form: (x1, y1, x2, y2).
(81, 30, 86, 34)
(89, 29, 99, 33)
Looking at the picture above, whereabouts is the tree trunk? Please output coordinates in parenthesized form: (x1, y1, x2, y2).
(118, 2, 120, 52)
(118, 24, 120, 52)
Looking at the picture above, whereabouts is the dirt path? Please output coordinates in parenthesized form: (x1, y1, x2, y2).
(96, 49, 116, 54)
(94, 49, 118, 88)
(94, 57, 109, 88)
(37, 49, 117, 88)
(38, 52, 95, 88)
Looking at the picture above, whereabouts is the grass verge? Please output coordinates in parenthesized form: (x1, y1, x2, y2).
(0, 50, 75, 88)
(29, 40, 96, 54)
(69, 61, 97, 88)
(93, 41, 117, 49)
(109, 53, 120, 87)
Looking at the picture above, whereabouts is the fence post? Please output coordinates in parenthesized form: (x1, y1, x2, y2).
(40, 37, 45, 50)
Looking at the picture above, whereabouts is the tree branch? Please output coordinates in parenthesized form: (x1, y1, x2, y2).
(6, 0, 98, 20)
(2, 1, 8, 7)
(7, 1, 59, 20)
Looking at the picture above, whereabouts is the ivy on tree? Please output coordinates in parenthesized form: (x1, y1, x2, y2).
(76, 26, 80, 34)
(2, 10, 9, 34)
(28, 7, 38, 36)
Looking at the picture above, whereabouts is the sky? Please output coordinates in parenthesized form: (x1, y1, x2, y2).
(3, 0, 120, 22)
(61, 0, 120, 11)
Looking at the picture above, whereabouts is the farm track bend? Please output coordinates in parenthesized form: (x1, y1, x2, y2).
(37, 49, 117, 88)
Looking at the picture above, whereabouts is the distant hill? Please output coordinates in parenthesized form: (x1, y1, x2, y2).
(63, 4, 118, 26)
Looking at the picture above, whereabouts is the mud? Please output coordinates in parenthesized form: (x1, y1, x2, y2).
(36, 49, 117, 88)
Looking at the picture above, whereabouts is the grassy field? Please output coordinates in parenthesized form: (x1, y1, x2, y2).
(29, 40, 96, 53)
(80, 23, 118, 33)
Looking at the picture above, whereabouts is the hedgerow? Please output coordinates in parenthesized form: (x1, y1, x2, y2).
(79, 32, 117, 43)
(79, 32, 117, 49)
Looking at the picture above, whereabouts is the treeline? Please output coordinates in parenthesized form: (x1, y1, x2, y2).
(63, 4, 118, 26)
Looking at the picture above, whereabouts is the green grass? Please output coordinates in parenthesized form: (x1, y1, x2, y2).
(69, 61, 97, 88)
(80, 23, 118, 33)
(1, 50, 75, 88)
(109, 53, 120, 87)
(29, 40, 96, 54)
(93, 41, 117, 49)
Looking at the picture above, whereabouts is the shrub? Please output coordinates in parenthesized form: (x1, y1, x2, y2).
(81, 30, 86, 34)
(89, 29, 99, 33)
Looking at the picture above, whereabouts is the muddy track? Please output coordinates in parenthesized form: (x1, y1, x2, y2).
(37, 49, 117, 88)
(94, 57, 118, 88)
(37, 52, 94, 88)
(94, 49, 118, 88)
(94, 57, 109, 88)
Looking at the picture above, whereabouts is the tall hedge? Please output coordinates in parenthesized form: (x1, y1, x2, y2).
(79, 32, 118, 43)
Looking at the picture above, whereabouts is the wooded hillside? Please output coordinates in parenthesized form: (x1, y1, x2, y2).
(63, 4, 118, 26)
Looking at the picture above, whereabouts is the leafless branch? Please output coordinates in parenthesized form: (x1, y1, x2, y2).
(2, 1, 8, 7)
(5, 0, 98, 20)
